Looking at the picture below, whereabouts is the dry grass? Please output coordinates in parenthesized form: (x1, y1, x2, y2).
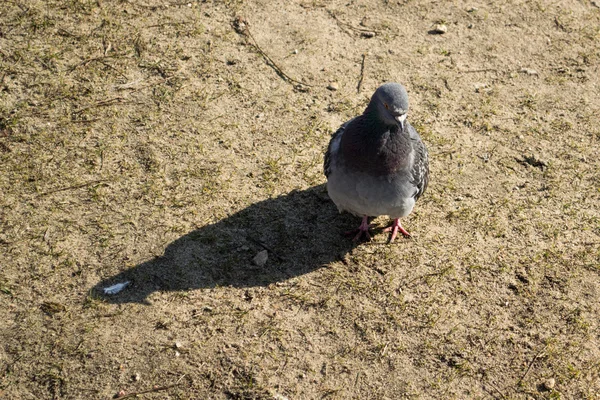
(1, 0, 599, 399)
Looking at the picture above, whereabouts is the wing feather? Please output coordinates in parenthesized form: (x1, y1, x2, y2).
(324, 121, 348, 177)
(408, 125, 429, 201)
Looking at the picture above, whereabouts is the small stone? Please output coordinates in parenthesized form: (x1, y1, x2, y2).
(253, 250, 268, 267)
(592, 1, 600, 8)
(174, 341, 183, 349)
(293, 49, 299, 54)
(327, 83, 339, 91)
(360, 31, 376, 38)
(133, 372, 141, 382)
(520, 67, 538, 75)
(175, 351, 181, 357)
(474, 82, 488, 93)
(431, 24, 447, 34)
(116, 390, 126, 398)
(467, 6, 478, 12)
(543, 378, 556, 390)
(467, 23, 474, 29)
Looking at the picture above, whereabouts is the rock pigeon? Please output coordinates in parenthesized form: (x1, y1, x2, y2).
(324, 82, 429, 242)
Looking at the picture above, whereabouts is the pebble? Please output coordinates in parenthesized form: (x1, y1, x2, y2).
(467, 6, 478, 12)
(133, 372, 141, 382)
(253, 250, 268, 267)
(432, 24, 448, 34)
(327, 83, 339, 91)
(520, 67, 538, 75)
(360, 31, 376, 38)
(474, 82, 488, 93)
(543, 378, 556, 390)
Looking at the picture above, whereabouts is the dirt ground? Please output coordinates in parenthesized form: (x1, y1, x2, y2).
(1, 0, 599, 398)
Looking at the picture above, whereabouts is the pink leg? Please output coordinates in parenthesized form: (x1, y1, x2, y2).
(383, 218, 411, 242)
(344, 216, 371, 242)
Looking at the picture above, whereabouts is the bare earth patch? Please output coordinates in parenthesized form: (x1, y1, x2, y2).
(1, 0, 599, 398)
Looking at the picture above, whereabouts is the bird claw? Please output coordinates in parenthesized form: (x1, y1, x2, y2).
(345, 216, 372, 242)
(384, 219, 411, 242)
(348, 228, 371, 242)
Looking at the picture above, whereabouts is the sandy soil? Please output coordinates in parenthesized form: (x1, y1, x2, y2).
(1, 0, 599, 398)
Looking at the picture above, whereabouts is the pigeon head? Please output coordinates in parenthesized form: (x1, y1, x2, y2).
(368, 83, 410, 127)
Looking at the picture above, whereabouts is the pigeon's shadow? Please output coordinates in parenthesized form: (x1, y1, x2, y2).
(92, 185, 358, 304)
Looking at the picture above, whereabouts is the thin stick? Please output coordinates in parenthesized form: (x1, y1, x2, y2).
(517, 347, 546, 386)
(352, 371, 361, 389)
(74, 97, 126, 114)
(443, 77, 452, 92)
(100, 61, 128, 79)
(234, 18, 313, 88)
(328, 10, 381, 35)
(459, 68, 498, 73)
(357, 53, 366, 93)
(68, 55, 116, 71)
(247, 237, 286, 261)
(402, 266, 453, 289)
(117, 374, 186, 399)
(487, 380, 507, 399)
(145, 21, 191, 29)
(37, 179, 107, 197)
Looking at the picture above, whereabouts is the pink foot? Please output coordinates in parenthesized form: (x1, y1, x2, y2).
(344, 216, 372, 242)
(383, 218, 411, 242)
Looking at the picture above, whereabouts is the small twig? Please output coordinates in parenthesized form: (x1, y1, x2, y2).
(459, 68, 498, 73)
(247, 237, 286, 261)
(117, 374, 186, 399)
(233, 17, 313, 88)
(131, 76, 179, 93)
(37, 179, 108, 197)
(68, 55, 115, 71)
(100, 61, 128, 79)
(402, 266, 453, 289)
(56, 28, 82, 39)
(443, 77, 452, 91)
(482, 380, 506, 400)
(74, 97, 127, 114)
(328, 10, 381, 35)
(517, 346, 547, 386)
(145, 21, 192, 29)
(352, 371, 361, 389)
(357, 53, 366, 93)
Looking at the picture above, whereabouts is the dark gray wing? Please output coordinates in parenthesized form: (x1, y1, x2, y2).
(408, 124, 429, 201)
(324, 122, 348, 178)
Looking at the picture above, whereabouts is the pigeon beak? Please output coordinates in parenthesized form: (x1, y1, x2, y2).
(394, 113, 407, 125)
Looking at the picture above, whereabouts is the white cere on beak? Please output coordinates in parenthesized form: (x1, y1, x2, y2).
(395, 114, 407, 124)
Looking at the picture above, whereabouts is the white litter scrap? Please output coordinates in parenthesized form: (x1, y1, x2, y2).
(103, 281, 131, 295)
